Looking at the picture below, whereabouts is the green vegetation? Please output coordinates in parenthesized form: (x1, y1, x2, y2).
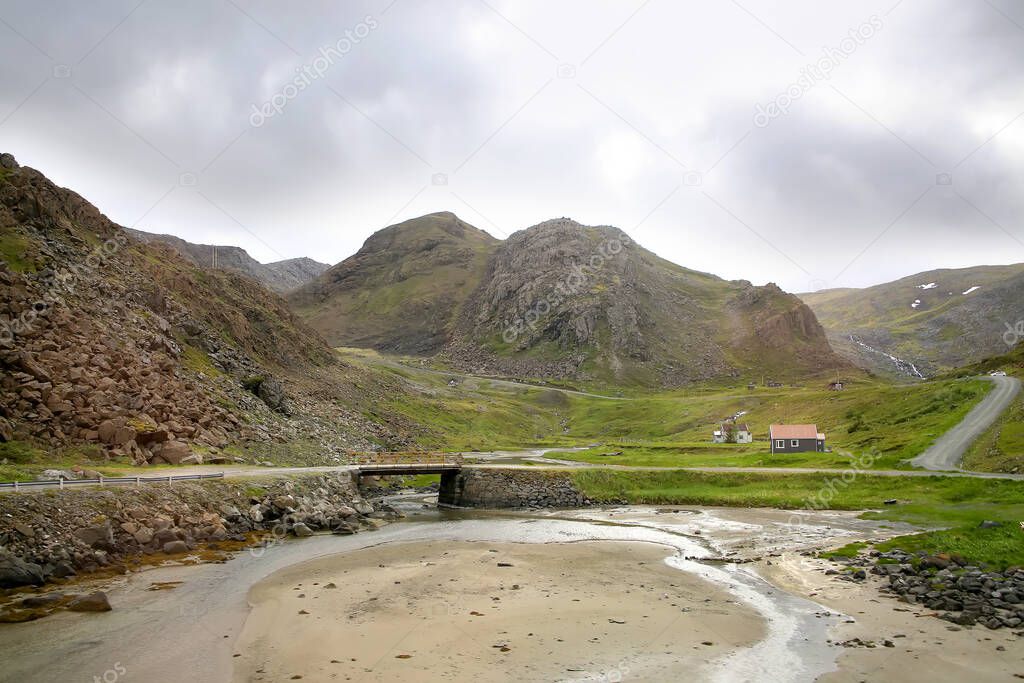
(180, 344, 223, 377)
(570, 468, 1024, 569)
(874, 524, 1024, 570)
(0, 232, 38, 273)
(819, 542, 866, 560)
(0, 441, 122, 482)
(963, 393, 1024, 473)
(359, 346, 989, 468)
(568, 469, 1018, 510)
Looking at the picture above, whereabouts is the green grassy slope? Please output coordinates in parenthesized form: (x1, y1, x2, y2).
(289, 212, 498, 354)
(801, 263, 1024, 376)
(347, 349, 990, 467)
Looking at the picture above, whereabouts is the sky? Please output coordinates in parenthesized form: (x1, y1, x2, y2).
(1, 0, 1022, 293)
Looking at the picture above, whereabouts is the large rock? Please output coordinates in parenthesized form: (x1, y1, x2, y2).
(291, 522, 313, 537)
(150, 441, 191, 465)
(67, 591, 112, 612)
(73, 522, 113, 548)
(256, 377, 291, 415)
(0, 550, 45, 588)
(162, 540, 189, 554)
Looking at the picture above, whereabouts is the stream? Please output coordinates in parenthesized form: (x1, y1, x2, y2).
(0, 495, 915, 682)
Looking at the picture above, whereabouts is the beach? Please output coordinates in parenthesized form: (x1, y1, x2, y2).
(233, 540, 765, 682)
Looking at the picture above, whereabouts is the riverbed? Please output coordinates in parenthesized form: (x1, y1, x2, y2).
(0, 499, 1019, 682)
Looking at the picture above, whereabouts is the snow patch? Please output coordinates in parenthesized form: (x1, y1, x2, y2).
(917, 282, 937, 290)
(962, 286, 980, 295)
(911, 299, 921, 309)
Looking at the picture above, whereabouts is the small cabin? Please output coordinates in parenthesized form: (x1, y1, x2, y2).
(770, 424, 825, 453)
(827, 381, 845, 391)
(713, 422, 753, 444)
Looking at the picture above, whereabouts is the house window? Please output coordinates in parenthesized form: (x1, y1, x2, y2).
(775, 440, 785, 449)
(791, 440, 799, 447)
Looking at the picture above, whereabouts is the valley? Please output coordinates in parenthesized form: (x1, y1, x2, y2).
(1, 155, 1023, 683)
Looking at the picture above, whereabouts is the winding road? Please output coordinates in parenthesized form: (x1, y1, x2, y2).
(910, 375, 1021, 471)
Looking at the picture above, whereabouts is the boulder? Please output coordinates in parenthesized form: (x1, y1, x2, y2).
(151, 441, 191, 465)
(0, 550, 45, 588)
(73, 523, 113, 548)
(67, 592, 112, 612)
(291, 523, 313, 538)
(162, 540, 189, 554)
(133, 528, 154, 545)
(136, 429, 170, 447)
(256, 377, 291, 415)
(180, 453, 204, 466)
(272, 495, 296, 511)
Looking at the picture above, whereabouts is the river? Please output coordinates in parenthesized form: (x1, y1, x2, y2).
(0, 494, 921, 682)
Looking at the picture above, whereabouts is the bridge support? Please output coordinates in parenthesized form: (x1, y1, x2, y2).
(437, 470, 463, 507)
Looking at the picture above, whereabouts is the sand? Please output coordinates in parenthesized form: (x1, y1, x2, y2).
(233, 540, 765, 682)
(762, 554, 1024, 682)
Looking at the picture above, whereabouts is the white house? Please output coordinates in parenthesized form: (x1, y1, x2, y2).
(712, 422, 752, 444)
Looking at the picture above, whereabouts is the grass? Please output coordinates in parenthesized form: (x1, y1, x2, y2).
(819, 542, 867, 560)
(0, 441, 124, 482)
(180, 344, 224, 378)
(0, 231, 38, 273)
(873, 524, 1024, 570)
(962, 393, 1024, 473)
(570, 469, 1024, 516)
(570, 468, 1024, 570)
(354, 346, 993, 467)
(546, 443, 876, 469)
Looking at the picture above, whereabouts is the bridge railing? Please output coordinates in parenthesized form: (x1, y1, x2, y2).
(346, 451, 463, 467)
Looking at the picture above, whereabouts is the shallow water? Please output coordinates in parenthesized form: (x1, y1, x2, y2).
(0, 499, 911, 682)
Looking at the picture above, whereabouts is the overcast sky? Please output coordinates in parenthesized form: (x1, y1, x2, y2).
(1, 0, 1022, 292)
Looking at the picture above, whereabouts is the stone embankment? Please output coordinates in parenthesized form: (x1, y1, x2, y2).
(0, 472, 397, 592)
(828, 547, 1024, 630)
(438, 468, 594, 508)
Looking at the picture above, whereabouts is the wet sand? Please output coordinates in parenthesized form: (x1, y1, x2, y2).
(233, 540, 765, 682)
(762, 554, 1024, 682)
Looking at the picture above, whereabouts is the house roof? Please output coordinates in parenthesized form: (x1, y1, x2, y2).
(770, 424, 819, 439)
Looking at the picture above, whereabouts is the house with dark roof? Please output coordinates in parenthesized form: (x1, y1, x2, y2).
(769, 424, 825, 453)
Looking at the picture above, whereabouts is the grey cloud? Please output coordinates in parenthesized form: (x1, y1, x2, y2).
(0, 0, 1021, 288)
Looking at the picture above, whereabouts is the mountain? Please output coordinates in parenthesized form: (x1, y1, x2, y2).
(293, 214, 849, 387)
(800, 264, 1024, 378)
(289, 212, 498, 354)
(125, 228, 328, 293)
(0, 153, 415, 466)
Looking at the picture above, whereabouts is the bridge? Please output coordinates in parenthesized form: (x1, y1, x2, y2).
(347, 451, 464, 476)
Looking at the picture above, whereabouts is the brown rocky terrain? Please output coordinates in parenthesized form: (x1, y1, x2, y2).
(294, 213, 850, 387)
(125, 227, 328, 293)
(0, 472, 398, 595)
(0, 154, 417, 468)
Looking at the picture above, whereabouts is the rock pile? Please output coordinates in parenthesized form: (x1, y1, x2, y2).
(0, 473, 392, 588)
(0, 154, 415, 467)
(830, 548, 1024, 630)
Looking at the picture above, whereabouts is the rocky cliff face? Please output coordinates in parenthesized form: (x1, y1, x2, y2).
(0, 154, 415, 466)
(294, 214, 848, 386)
(125, 228, 328, 293)
(446, 218, 846, 386)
